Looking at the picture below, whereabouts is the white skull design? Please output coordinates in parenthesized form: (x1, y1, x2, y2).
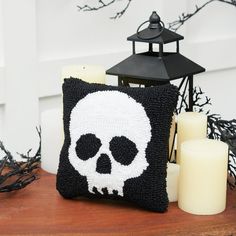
(68, 91, 151, 197)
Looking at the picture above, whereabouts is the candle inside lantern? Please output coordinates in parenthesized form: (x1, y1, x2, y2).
(178, 139, 228, 215)
(41, 65, 106, 174)
(166, 163, 179, 202)
(177, 112, 207, 164)
(61, 65, 106, 84)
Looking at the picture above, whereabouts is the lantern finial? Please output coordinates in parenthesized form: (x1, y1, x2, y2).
(149, 11, 161, 29)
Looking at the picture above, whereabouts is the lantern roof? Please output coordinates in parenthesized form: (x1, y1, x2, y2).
(127, 29, 183, 44)
(127, 11, 184, 44)
(106, 52, 205, 82)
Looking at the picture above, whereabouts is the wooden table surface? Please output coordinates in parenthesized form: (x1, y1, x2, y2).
(0, 170, 236, 236)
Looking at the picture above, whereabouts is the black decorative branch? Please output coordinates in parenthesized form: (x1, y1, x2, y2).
(77, 0, 133, 19)
(0, 127, 41, 192)
(176, 86, 212, 114)
(215, 119, 236, 189)
(207, 116, 236, 189)
(207, 114, 222, 140)
(168, 0, 236, 31)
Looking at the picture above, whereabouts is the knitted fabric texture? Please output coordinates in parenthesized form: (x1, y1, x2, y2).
(56, 78, 178, 212)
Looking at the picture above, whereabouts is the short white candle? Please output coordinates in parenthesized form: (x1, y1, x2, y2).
(178, 139, 228, 215)
(177, 112, 207, 164)
(41, 108, 64, 174)
(166, 163, 180, 202)
(41, 65, 106, 174)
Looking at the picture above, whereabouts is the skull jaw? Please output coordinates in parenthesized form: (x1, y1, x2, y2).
(69, 152, 150, 198)
(87, 175, 125, 197)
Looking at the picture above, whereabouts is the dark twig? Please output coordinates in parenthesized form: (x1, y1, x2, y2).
(0, 127, 41, 193)
(110, 0, 132, 19)
(77, 0, 133, 19)
(168, 0, 236, 31)
(78, 0, 116, 11)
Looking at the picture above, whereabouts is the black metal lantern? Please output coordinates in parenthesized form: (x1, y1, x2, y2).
(106, 11, 205, 111)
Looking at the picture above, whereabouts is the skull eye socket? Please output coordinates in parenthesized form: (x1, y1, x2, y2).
(75, 133, 101, 160)
(109, 136, 138, 166)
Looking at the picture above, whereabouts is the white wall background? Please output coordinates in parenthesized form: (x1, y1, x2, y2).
(0, 0, 236, 154)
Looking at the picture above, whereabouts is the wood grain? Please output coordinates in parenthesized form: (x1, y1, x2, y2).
(0, 169, 236, 236)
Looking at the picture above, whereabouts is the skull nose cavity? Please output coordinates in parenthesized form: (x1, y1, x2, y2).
(96, 154, 111, 174)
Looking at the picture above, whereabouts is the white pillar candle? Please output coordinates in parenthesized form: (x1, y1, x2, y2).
(41, 108, 64, 174)
(166, 163, 180, 202)
(177, 112, 207, 164)
(169, 115, 176, 162)
(178, 139, 228, 215)
(41, 65, 106, 174)
(61, 65, 106, 84)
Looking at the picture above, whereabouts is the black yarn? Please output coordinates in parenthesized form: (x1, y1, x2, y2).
(96, 154, 112, 174)
(76, 133, 101, 161)
(110, 136, 138, 166)
(56, 78, 179, 212)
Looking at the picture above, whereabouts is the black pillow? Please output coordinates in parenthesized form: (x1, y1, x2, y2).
(56, 78, 178, 212)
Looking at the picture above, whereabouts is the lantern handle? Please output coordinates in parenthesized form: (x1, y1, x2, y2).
(136, 12, 165, 40)
(136, 20, 165, 40)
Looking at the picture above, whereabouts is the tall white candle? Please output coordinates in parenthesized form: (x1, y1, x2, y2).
(178, 139, 228, 215)
(166, 163, 180, 202)
(41, 108, 64, 174)
(177, 112, 207, 164)
(41, 65, 106, 174)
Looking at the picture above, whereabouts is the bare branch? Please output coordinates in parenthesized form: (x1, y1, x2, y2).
(78, 0, 116, 11)
(77, 0, 133, 18)
(110, 0, 132, 19)
(168, 0, 236, 31)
